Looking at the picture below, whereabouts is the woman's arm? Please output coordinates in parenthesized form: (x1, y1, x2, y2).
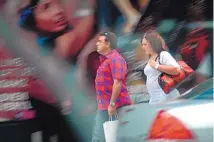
(55, 0, 95, 58)
(149, 59, 180, 75)
(149, 51, 180, 75)
(55, 14, 95, 58)
(157, 64, 180, 75)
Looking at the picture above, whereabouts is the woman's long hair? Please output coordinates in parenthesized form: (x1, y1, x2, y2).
(143, 30, 169, 54)
(18, 0, 39, 31)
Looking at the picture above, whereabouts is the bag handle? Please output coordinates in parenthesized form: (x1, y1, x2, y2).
(156, 52, 182, 84)
(109, 113, 119, 121)
(155, 53, 161, 64)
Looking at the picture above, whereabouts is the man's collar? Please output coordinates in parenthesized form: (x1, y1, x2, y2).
(99, 49, 117, 62)
(105, 49, 117, 58)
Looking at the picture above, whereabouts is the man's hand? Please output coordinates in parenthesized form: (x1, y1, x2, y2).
(108, 105, 116, 116)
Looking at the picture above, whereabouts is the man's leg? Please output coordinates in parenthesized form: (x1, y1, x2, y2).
(92, 109, 109, 142)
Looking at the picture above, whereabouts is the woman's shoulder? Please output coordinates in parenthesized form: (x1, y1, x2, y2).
(160, 51, 170, 56)
(159, 51, 175, 64)
(160, 51, 173, 59)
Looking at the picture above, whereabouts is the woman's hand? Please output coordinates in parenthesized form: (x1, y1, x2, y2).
(149, 59, 157, 68)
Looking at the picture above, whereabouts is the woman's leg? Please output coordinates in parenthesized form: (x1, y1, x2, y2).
(112, 0, 141, 33)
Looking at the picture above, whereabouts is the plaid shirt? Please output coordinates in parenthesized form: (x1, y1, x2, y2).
(95, 49, 131, 110)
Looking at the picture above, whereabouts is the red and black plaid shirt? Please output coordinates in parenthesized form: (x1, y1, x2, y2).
(95, 49, 131, 110)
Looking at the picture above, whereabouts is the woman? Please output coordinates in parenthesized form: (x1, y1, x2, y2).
(141, 30, 180, 104)
(18, 0, 94, 59)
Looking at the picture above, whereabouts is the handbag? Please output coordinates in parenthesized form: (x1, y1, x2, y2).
(103, 114, 119, 142)
(157, 53, 194, 94)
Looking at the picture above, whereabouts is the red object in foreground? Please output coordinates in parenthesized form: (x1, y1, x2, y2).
(147, 110, 194, 140)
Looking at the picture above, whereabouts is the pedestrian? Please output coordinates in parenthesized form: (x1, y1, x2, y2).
(92, 32, 132, 142)
(141, 30, 180, 104)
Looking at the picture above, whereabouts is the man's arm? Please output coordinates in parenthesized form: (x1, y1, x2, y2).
(109, 58, 127, 104)
(110, 79, 122, 103)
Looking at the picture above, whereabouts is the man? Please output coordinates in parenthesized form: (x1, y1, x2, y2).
(92, 32, 131, 142)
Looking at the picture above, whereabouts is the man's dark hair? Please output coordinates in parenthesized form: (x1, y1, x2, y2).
(100, 32, 118, 49)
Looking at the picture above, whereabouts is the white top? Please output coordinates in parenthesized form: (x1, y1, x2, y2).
(144, 51, 180, 104)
